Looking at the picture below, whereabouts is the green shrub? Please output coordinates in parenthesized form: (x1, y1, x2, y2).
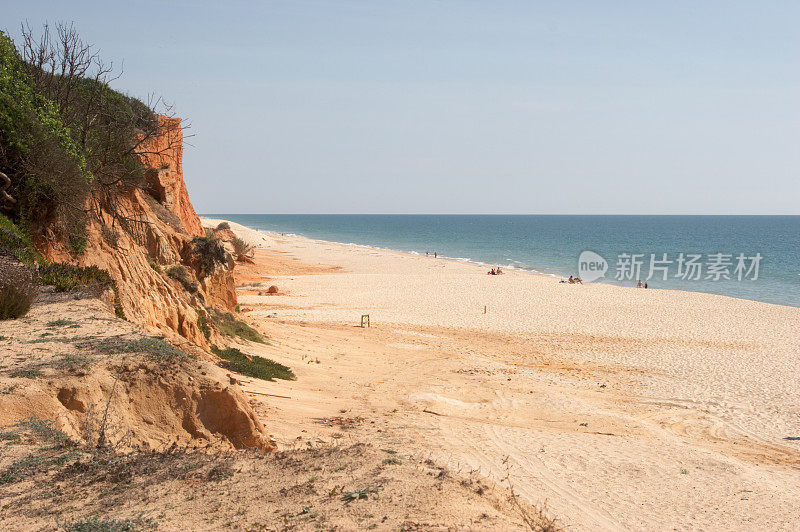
(190, 236, 227, 278)
(38, 263, 114, 293)
(212, 346, 295, 381)
(209, 309, 265, 343)
(215, 222, 230, 230)
(231, 236, 253, 257)
(0, 215, 39, 265)
(0, 262, 36, 320)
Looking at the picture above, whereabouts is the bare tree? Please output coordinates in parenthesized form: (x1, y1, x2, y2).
(13, 22, 192, 242)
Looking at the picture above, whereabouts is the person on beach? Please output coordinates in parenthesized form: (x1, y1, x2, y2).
(434, 252, 437, 258)
(637, 280, 643, 288)
(489, 268, 496, 275)
(569, 275, 574, 283)
(644, 282, 648, 289)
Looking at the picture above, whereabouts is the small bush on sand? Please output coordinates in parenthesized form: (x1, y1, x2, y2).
(267, 285, 279, 294)
(231, 236, 252, 258)
(190, 236, 227, 278)
(210, 309, 265, 343)
(166, 265, 198, 293)
(0, 260, 37, 320)
(215, 221, 230, 231)
(212, 346, 295, 381)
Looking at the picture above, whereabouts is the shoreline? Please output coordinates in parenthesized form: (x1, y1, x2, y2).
(201, 216, 799, 311)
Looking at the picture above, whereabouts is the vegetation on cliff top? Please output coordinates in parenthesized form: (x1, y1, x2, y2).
(0, 23, 163, 248)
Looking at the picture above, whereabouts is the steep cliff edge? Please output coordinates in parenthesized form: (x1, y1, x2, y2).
(139, 116, 204, 237)
(41, 115, 235, 348)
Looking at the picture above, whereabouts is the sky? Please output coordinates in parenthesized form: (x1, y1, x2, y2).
(3, 1, 799, 214)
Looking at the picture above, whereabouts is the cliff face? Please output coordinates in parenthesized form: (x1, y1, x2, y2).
(139, 116, 204, 237)
(42, 115, 235, 348)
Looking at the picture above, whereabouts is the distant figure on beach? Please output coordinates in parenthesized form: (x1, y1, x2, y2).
(434, 252, 437, 258)
(496, 267, 502, 274)
(489, 268, 496, 275)
(426, 251, 429, 256)
(644, 282, 648, 289)
(637, 280, 643, 288)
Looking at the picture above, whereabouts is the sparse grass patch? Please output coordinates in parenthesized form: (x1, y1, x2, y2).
(56, 353, 93, 372)
(20, 417, 70, 445)
(382, 457, 402, 465)
(47, 318, 77, 327)
(212, 346, 295, 381)
(95, 337, 190, 361)
(10, 368, 42, 379)
(341, 486, 374, 503)
(63, 515, 157, 531)
(0, 431, 22, 443)
(207, 462, 234, 482)
(38, 263, 114, 293)
(209, 309, 265, 343)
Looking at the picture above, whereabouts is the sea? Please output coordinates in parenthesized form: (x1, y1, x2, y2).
(205, 215, 800, 308)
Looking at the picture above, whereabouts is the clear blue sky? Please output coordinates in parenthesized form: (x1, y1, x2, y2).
(4, 1, 799, 214)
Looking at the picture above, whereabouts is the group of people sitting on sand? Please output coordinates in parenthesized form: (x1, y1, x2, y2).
(488, 267, 503, 275)
(560, 275, 583, 284)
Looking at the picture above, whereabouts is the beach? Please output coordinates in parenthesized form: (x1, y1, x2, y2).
(204, 218, 800, 530)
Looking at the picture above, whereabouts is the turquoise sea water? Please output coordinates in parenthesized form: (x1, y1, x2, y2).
(206, 215, 800, 308)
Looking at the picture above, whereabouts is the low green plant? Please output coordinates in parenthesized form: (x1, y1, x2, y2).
(209, 309, 265, 343)
(47, 318, 76, 327)
(211, 346, 295, 381)
(341, 486, 374, 503)
(63, 515, 156, 532)
(56, 353, 93, 371)
(95, 337, 189, 361)
(0, 431, 21, 443)
(10, 368, 42, 378)
(215, 222, 230, 230)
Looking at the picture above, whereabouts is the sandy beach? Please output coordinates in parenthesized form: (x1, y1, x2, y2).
(204, 218, 800, 531)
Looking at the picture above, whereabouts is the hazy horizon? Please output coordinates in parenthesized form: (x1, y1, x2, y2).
(5, 1, 799, 215)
